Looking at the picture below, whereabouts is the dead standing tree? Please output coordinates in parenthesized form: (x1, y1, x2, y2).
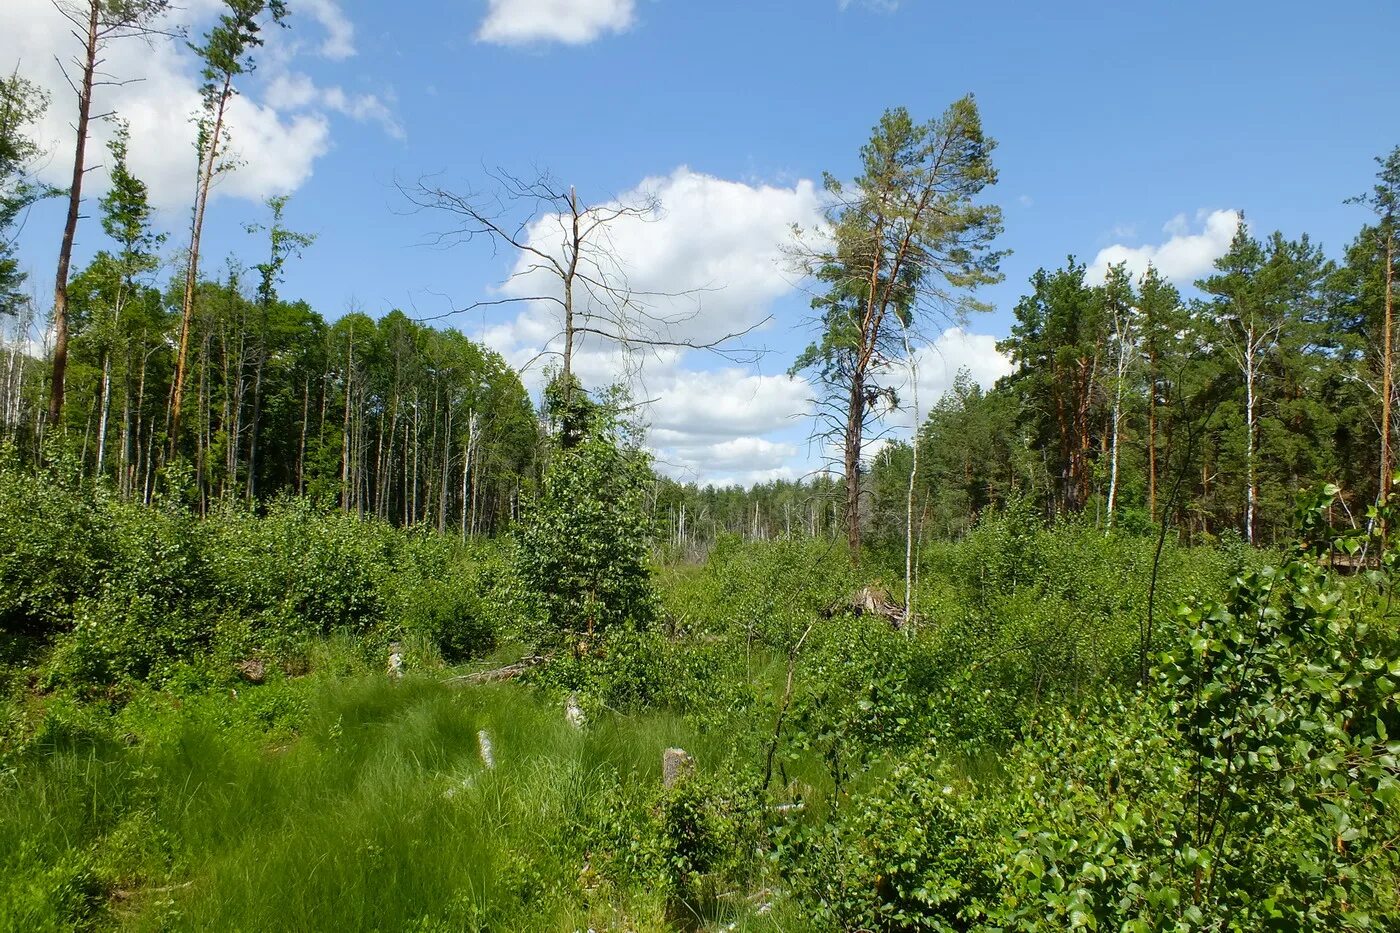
(47, 0, 177, 427)
(400, 168, 765, 406)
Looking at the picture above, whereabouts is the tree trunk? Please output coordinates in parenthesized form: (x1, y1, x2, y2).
(171, 74, 232, 453)
(246, 355, 264, 500)
(844, 373, 865, 563)
(1245, 342, 1257, 545)
(902, 328, 919, 623)
(1147, 350, 1157, 521)
(340, 330, 354, 511)
(48, 0, 101, 428)
(1381, 235, 1394, 516)
(95, 350, 112, 476)
(297, 375, 308, 494)
(1106, 363, 1124, 529)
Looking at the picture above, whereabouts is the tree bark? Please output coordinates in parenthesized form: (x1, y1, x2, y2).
(171, 74, 232, 453)
(1381, 235, 1394, 517)
(48, 0, 101, 427)
(844, 373, 864, 561)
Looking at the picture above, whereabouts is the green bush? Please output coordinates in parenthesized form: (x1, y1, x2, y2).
(0, 464, 512, 690)
(516, 385, 659, 649)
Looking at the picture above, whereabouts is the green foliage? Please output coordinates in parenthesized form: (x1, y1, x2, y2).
(0, 462, 507, 691)
(784, 486, 1400, 930)
(0, 72, 55, 313)
(517, 384, 659, 648)
(0, 674, 784, 932)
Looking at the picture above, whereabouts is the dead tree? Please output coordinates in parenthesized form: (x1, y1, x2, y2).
(400, 168, 765, 395)
(47, 0, 176, 426)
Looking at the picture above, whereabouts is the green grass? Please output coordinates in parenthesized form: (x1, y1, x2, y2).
(0, 672, 799, 932)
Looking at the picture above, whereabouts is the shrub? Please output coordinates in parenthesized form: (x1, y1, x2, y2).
(516, 384, 658, 650)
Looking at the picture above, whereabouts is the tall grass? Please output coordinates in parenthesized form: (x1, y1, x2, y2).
(0, 673, 787, 932)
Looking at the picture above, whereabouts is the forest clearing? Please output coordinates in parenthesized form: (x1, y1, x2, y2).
(3, 0, 1400, 929)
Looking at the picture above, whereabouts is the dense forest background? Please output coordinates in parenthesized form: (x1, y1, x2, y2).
(4, 122, 1399, 554)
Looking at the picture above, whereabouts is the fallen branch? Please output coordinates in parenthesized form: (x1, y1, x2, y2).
(445, 655, 546, 685)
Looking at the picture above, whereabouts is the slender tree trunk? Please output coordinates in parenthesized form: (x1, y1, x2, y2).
(95, 350, 112, 476)
(120, 351, 133, 496)
(48, 0, 101, 427)
(135, 348, 148, 502)
(1245, 342, 1257, 545)
(171, 74, 232, 452)
(340, 331, 354, 511)
(247, 355, 264, 500)
(1381, 236, 1394, 516)
(1106, 364, 1125, 529)
(562, 187, 581, 384)
(844, 373, 865, 563)
(297, 375, 309, 494)
(463, 410, 478, 539)
(1147, 351, 1158, 521)
(901, 327, 919, 625)
(439, 401, 451, 533)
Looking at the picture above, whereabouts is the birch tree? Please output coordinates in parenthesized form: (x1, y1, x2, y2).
(170, 0, 287, 453)
(1101, 262, 1136, 529)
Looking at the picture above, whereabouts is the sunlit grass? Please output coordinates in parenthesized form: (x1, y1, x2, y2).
(0, 672, 799, 932)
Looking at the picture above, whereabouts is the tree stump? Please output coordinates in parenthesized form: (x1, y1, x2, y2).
(663, 747, 694, 789)
(235, 659, 266, 684)
(387, 642, 404, 680)
(565, 694, 586, 729)
(477, 730, 495, 769)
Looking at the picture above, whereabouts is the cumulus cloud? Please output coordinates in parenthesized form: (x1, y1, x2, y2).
(645, 368, 812, 440)
(656, 435, 800, 486)
(267, 73, 404, 140)
(476, 0, 635, 45)
(2, 0, 386, 211)
(466, 166, 823, 485)
(1087, 209, 1240, 284)
(831, 327, 1014, 439)
(300, 0, 357, 59)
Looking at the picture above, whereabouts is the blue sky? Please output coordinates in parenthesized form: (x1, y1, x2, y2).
(6, 0, 1399, 484)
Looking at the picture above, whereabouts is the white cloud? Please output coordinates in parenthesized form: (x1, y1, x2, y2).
(1087, 209, 1240, 284)
(1, 0, 385, 212)
(645, 368, 812, 440)
(300, 0, 356, 59)
(875, 327, 1014, 434)
(913, 327, 1014, 408)
(477, 0, 635, 45)
(484, 166, 823, 374)
(657, 436, 799, 485)
(268, 73, 405, 140)
(465, 166, 823, 485)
